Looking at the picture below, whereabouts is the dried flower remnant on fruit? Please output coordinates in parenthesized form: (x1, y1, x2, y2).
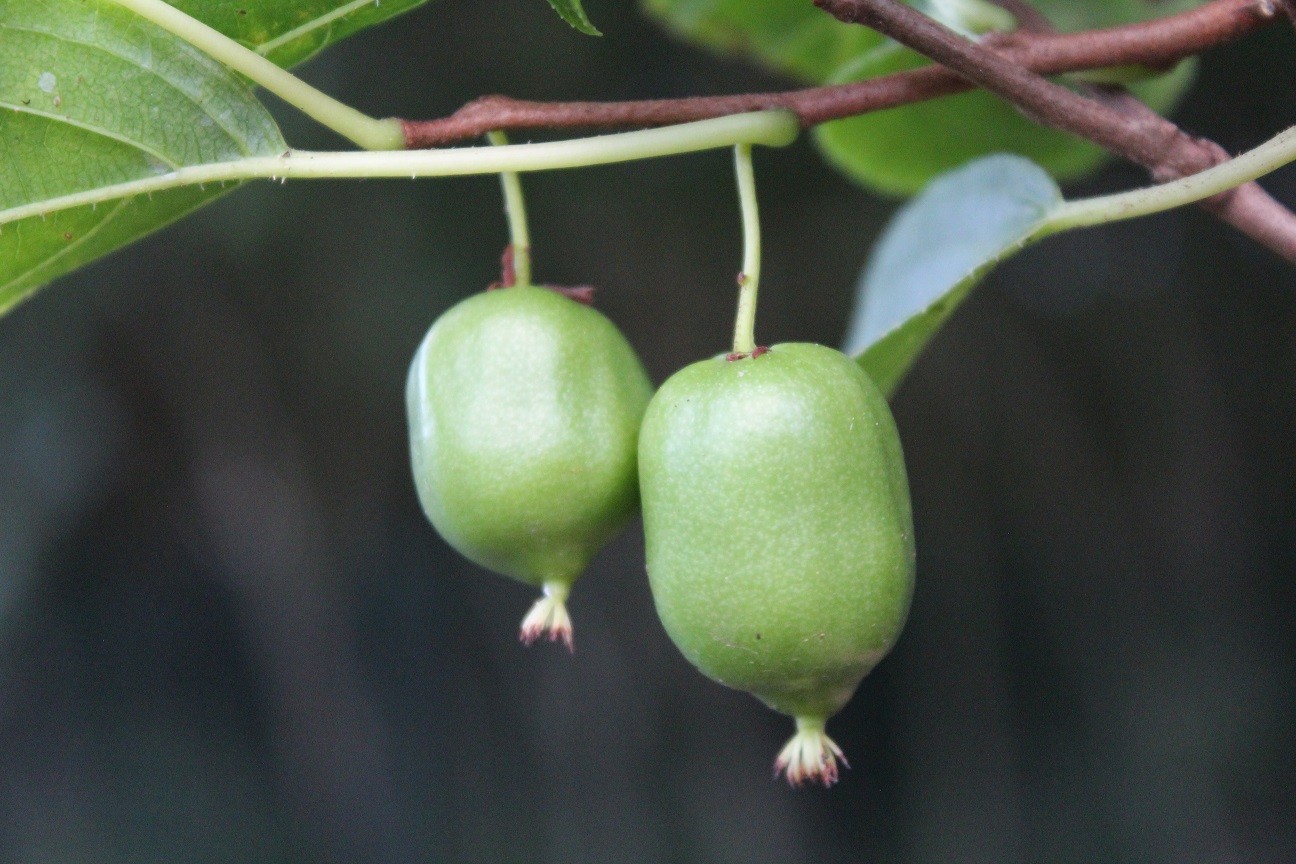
(519, 581, 574, 651)
(775, 720, 850, 788)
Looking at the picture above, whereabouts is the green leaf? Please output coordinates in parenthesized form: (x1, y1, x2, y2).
(168, 0, 433, 69)
(646, 0, 1207, 79)
(1031, 0, 1207, 31)
(815, 45, 1196, 196)
(847, 155, 1061, 396)
(546, 0, 603, 36)
(644, 0, 884, 82)
(0, 0, 286, 315)
(0, 0, 435, 316)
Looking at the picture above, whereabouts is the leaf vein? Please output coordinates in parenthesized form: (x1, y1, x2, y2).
(0, 196, 132, 297)
(254, 0, 387, 58)
(0, 102, 182, 172)
(0, 20, 266, 157)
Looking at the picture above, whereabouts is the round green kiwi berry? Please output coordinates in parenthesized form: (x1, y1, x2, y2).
(407, 285, 653, 648)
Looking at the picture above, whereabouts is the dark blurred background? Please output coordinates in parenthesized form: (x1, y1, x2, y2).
(2, 1, 1295, 861)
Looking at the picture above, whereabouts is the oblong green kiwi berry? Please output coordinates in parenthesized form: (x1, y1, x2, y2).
(638, 342, 915, 783)
(407, 285, 653, 646)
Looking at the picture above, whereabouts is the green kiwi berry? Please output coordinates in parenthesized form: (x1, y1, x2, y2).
(407, 285, 653, 648)
(639, 342, 915, 784)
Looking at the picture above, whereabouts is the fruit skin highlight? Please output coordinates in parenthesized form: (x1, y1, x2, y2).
(406, 285, 653, 648)
(638, 343, 915, 785)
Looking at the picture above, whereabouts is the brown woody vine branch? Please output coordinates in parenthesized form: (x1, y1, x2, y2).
(988, 0, 1296, 260)
(399, 0, 1296, 260)
(402, 0, 1279, 146)
(815, 0, 1296, 261)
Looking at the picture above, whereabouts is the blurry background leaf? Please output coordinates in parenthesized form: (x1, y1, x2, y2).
(1032, 0, 1208, 30)
(0, 0, 287, 314)
(815, 48, 1196, 195)
(847, 155, 1061, 394)
(646, 0, 1206, 194)
(546, 0, 603, 35)
(643, 0, 886, 81)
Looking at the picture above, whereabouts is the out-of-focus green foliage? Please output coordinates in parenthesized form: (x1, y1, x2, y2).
(816, 48, 1195, 196)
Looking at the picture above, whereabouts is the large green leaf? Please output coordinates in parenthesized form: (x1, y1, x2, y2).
(169, 0, 432, 69)
(0, 0, 286, 314)
(0, 0, 434, 315)
(847, 155, 1062, 395)
(646, 0, 1206, 193)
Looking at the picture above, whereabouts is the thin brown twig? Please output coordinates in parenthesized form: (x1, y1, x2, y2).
(815, 0, 1296, 261)
(401, 0, 1278, 146)
(1002, 4, 1296, 262)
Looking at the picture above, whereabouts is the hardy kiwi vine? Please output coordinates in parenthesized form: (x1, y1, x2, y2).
(20, 0, 1296, 787)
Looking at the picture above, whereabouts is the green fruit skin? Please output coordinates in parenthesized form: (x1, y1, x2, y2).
(639, 343, 915, 720)
(407, 286, 653, 588)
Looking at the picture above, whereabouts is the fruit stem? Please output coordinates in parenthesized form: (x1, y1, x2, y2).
(519, 581, 574, 651)
(774, 716, 849, 788)
(731, 144, 762, 356)
(107, 0, 405, 151)
(488, 132, 534, 287)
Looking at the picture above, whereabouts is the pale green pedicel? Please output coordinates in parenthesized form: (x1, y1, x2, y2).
(1042, 126, 1296, 233)
(0, 108, 799, 318)
(640, 343, 915, 784)
(407, 286, 653, 647)
(731, 143, 762, 355)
